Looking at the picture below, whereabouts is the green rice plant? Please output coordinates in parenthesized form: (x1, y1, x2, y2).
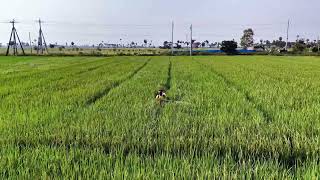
(0, 56, 319, 179)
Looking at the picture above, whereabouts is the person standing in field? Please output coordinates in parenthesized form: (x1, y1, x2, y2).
(156, 89, 167, 105)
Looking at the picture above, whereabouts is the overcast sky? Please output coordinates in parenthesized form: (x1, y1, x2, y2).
(0, 0, 319, 46)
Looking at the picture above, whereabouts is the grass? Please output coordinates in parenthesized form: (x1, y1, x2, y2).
(0, 56, 320, 179)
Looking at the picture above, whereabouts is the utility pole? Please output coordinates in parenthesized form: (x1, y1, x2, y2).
(6, 19, 25, 56)
(285, 19, 290, 51)
(317, 36, 320, 53)
(186, 34, 188, 48)
(190, 24, 193, 56)
(29, 32, 32, 54)
(37, 19, 49, 54)
(171, 21, 174, 55)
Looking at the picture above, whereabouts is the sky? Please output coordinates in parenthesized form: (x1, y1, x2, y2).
(0, 0, 319, 46)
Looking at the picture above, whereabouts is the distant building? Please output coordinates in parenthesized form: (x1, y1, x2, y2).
(192, 42, 201, 48)
(104, 44, 119, 48)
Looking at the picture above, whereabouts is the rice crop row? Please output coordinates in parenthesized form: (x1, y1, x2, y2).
(0, 56, 319, 179)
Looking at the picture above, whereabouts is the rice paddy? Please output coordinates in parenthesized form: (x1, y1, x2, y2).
(0, 56, 319, 179)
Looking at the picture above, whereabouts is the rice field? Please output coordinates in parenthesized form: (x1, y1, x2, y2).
(0, 56, 319, 179)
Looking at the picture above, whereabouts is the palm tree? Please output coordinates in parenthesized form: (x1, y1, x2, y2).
(143, 39, 147, 47)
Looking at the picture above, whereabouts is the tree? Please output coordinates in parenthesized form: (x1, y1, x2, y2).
(293, 39, 306, 53)
(203, 40, 209, 47)
(265, 40, 271, 48)
(162, 41, 170, 49)
(130, 41, 136, 48)
(240, 28, 254, 49)
(306, 39, 310, 44)
(143, 39, 148, 47)
(176, 41, 182, 49)
(312, 46, 319, 53)
(306, 39, 312, 48)
(273, 38, 286, 49)
(220, 40, 238, 55)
